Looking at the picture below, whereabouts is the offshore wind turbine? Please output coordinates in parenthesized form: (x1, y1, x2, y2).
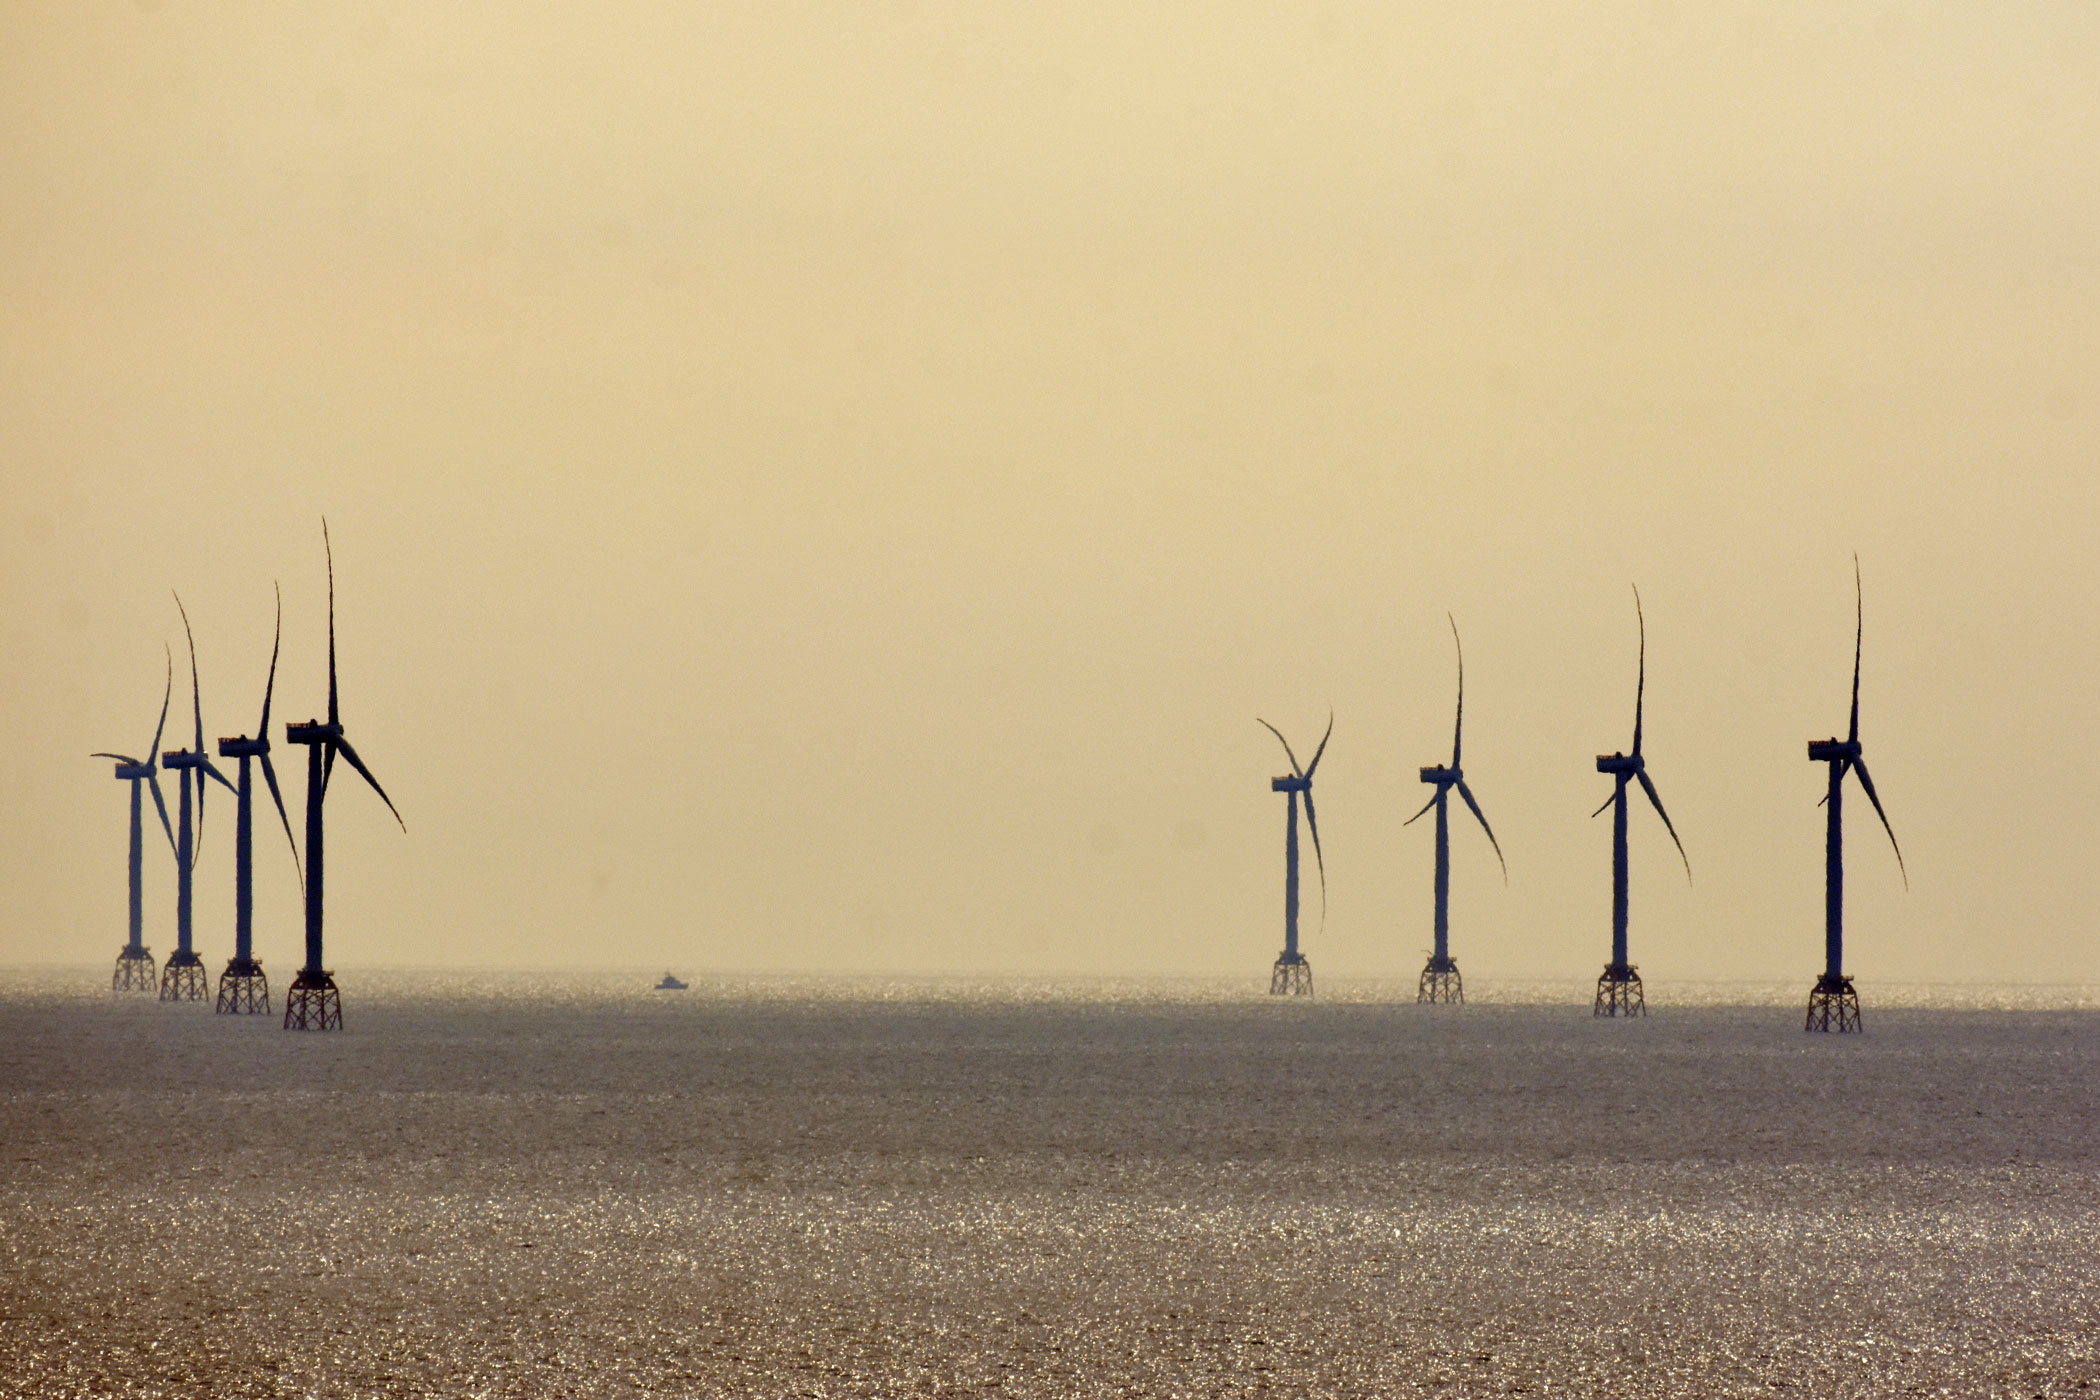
(1407, 616, 1505, 1004)
(1590, 586, 1691, 1017)
(283, 523, 405, 1031)
(93, 649, 179, 993)
(158, 598, 237, 1002)
(1804, 559, 1906, 1033)
(214, 585, 303, 1014)
(1258, 714, 1331, 996)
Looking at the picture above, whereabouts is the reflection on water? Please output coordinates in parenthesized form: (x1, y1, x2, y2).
(4, 970, 2097, 1395)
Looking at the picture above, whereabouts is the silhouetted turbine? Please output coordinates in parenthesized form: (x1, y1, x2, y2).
(284, 522, 404, 1031)
(1407, 616, 1504, 1004)
(1590, 586, 1690, 1017)
(1258, 713, 1331, 996)
(94, 648, 179, 993)
(215, 584, 303, 1014)
(1804, 558, 1905, 1033)
(158, 597, 236, 1002)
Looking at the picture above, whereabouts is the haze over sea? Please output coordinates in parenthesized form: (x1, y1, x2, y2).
(4, 970, 2097, 1398)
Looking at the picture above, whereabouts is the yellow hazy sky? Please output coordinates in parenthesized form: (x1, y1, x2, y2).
(3, 3, 2096, 982)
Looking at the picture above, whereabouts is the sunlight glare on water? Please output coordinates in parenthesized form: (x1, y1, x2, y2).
(3, 970, 2097, 1396)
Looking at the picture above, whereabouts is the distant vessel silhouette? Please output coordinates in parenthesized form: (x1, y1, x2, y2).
(655, 973, 688, 991)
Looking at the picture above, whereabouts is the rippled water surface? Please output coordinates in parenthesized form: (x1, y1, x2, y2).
(4, 970, 2098, 1396)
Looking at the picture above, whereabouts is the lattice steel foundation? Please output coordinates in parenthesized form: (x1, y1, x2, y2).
(112, 946, 157, 994)
(159, 950, 209, 1002)
(283, 968, 341, 1031)
(1805, 974, 1860, 1033)
(1594, 963, 1645, 1018)
(1269, 952, 1313, 996)
(216, 959, 271, 1015)
(1417, 956, 1463, 1004)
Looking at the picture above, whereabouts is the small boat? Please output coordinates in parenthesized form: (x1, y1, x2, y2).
(655, 972, 688, 991)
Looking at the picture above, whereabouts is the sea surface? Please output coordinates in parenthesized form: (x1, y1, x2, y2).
(3, 969, 2098, 1397)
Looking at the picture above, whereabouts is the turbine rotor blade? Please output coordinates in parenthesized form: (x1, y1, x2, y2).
(147, 772, 176, 857)
(92, 753, 142, 766)
(259, 581, 282, 739)
(1848, 757, 1906, 889)
(1303, 710, 1334, 779)
(176, 592, 203, 757)
(325, 519, 339, 729)
(259, 751, 304, 892)
(1455, 778, 1507, 882)
(1403, 792, 1438, 826)
(1449, 613, 1464, 766)
(202, 758, 238, 794)
(1302, 788, 1327, 931)
(1256, 718, 1303, 778)
(150, 645, 172, 768)
(1591, 788, 1616, 819)
(332, 735, 406, 832)
(187, 770, 206, 872)
(1632, 583, 1646, 756)
(1849, 554, 1863, 745)
(176, 592, 208, 827)
(1635, 769, 1692, 884)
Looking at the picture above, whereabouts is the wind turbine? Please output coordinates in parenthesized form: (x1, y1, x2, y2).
(1258, 714, 1331, 996)
(93, 649, 178, 993)
(158, 597, 237, 1002)
(1590, 586, 1690, 1017)
(283, 523, 404, 1031)
(1407, 616, 1505, 1004)
(1805, 559, 1905, 1033)
(214, 585, 303, 1014)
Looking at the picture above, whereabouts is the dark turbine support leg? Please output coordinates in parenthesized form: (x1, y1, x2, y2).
(1417, 956, 1463, 1005)
(1269, 951, 1313, 997)
(1594, 963, 1645, 1018)
(112, 947, 156, 994)
(283, 968, 342, 1031)
(216, 959, 272, 1015)
(1805, 974, 1861, 1033)
(158, 949, 209, 1002)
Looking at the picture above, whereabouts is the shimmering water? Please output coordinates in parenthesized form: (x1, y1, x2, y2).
(4, 970, 2098, 1396)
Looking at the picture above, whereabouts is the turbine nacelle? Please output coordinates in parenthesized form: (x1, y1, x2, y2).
(287, 720, 343, 746)
(218, 735, 269, 759)
(1596, 752, 1644, 775)
(1270, 774, 1309, 793)
(109, 759, 153, 780)
(1419, 764, 1459, 786)
(161, 748, 206, 771)
(1808, 739, 1862, 762)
